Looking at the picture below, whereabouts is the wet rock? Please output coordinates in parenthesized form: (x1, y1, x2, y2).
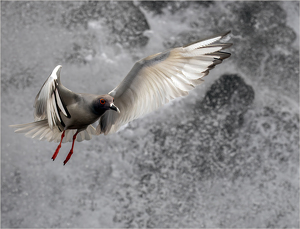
(1, 1, 68, 27)
(139, 1, 169, 15)
(1, 66, 36, 92)
(1, 168, 23, 227)
(62, 39, 97, 65)
(226, 2, 297, 78)
(139, 1, 214, 15)
(201, 74, 255, 113)
(57, 1, 150, 64)
(163, 31, 208, 49)
(263, 49, 299, 102)
(64, 2, 150, 50)
(228, 2, 288, 38)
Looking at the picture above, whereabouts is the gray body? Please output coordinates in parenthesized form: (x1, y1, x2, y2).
(59, 92, 101, 130)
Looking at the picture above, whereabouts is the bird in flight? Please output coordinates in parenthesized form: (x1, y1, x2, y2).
(11, 31, 232, 165)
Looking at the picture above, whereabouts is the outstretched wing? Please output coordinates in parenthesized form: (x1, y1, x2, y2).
(98, 31, 232, 135)
(34, 65, 71, 130)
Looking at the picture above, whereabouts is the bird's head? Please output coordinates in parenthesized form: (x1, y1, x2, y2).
(92, 94, 120, 115)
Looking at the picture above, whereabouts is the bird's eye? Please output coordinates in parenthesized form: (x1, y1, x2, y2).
(100, 99, 106, 105)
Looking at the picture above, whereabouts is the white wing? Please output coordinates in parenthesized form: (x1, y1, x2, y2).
(34, 65, 70, 129)
(98, 31, 232, 135)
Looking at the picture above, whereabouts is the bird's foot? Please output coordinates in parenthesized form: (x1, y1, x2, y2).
(63, 131, 77, 165)
(63, 150, 73, 165)
(52, 131, 65, 161)
(52, 144, 61, 161)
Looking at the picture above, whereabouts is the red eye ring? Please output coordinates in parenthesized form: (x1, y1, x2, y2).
(100, 99, 106, 105)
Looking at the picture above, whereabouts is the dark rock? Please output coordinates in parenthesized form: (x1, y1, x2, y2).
(226, 2, 297, 78)
(227, 2, 287, 37)
(61, 40, 97, 65)
(139, 1, 169, 15)
(201, 74, 255, 113)
(1, 1, 69, 27)
(139, 1, 214, 15)
(64, 2, 150, 50)
(264, 49, 299, 102)
(163, 31, 208, 49)
(1, 66, 36, 91)
(58, 1, 150, 64)
(195, 74, 254, 142)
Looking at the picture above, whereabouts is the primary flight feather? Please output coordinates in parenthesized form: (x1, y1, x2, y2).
(11, 31, 232, 165)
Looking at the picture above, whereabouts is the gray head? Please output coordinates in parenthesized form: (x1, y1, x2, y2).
(92, 94, 120, 116)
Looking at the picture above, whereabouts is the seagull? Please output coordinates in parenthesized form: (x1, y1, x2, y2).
(11, 31, 232, 165)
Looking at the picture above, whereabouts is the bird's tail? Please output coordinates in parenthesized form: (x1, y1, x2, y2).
(10, 119, 97, 143)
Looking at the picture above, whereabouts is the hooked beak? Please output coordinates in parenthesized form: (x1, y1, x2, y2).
(110, 103, 120, 113)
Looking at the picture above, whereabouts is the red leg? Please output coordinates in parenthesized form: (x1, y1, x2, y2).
(52, 131, 65, 161)
(63, 132, 79, 165)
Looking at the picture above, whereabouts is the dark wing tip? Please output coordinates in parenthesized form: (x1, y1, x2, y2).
(221, 30, 231, 38)
(223, 43, 233, 49)
(205, 51, 231, 60)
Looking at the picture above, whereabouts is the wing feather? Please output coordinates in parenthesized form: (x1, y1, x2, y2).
(11, 120, 96, 143)
(98, 31, 232, 134)
(34, 65, 69, 129)
(55, 88, 68, 117)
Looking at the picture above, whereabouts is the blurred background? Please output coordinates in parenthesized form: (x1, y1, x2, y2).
(1, 1, 299, 228)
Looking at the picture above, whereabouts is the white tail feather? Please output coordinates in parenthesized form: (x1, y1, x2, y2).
(10, 120, 97, 143)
